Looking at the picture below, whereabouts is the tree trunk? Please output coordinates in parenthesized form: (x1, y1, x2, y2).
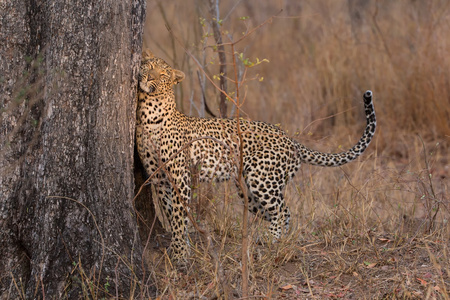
(0, 0, 148, 298)
(209, 0, 228, 118)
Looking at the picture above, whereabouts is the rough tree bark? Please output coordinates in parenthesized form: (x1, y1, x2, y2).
(0, 0, 149, 298)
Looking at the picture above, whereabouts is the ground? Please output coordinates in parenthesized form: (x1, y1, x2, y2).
(147, 218, 448, 299)
(143, 146, 449, 299)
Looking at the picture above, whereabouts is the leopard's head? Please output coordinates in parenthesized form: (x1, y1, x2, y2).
(139, 49, 185, 95)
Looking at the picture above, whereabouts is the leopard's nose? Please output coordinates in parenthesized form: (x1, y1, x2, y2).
(148, 69, 160, 81)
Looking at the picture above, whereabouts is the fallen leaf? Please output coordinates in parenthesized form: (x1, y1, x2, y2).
(280, 284, 296, 290)
(417, 277, 428, 286)
(378, 238, 392, 242)
(365, 262, 377, 268)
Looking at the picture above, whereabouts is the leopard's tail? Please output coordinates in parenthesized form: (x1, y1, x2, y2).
(296, 90, 376, 167)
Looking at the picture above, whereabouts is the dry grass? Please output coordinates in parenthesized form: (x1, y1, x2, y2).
(141, 0, 449, 299)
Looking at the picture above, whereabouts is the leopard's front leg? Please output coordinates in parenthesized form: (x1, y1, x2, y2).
(165, 163, 191, 262)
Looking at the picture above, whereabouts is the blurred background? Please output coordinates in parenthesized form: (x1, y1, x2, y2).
(143, 0, 449, 232)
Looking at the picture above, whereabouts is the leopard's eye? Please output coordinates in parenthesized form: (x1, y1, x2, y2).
(160, 71, 170, 78)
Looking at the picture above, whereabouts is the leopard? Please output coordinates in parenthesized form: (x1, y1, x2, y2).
(136, 50, 376, 261)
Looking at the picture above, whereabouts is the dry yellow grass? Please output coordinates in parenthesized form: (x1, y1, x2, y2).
(142, 1, 449, 298)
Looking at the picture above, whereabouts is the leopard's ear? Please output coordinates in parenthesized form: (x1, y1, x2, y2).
(173, 69, 185, 84)
(142, 49, 155, 60)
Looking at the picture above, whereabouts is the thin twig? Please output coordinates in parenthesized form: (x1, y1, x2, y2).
(231, 41, 249, 299)
(418, 135, 439, 233)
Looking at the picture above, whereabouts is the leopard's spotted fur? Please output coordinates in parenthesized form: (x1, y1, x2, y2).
(136, 50, 376, 260)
